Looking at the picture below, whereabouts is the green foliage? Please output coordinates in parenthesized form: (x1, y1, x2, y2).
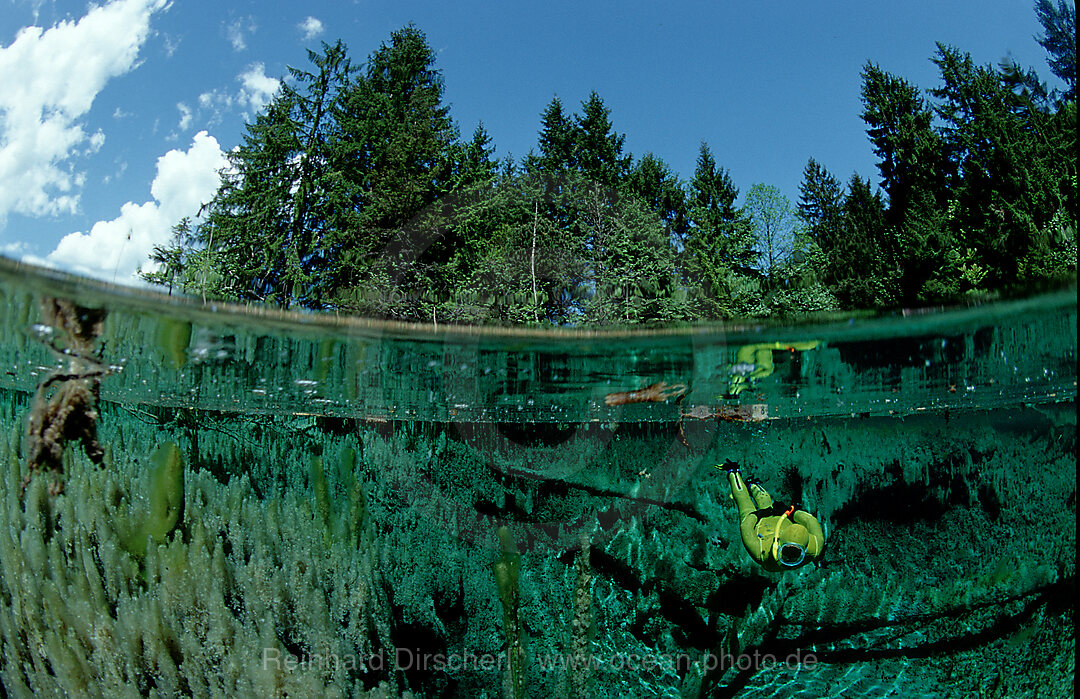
(766, 223, 840, 316)
(580, 184, 690, 325)
(140, 217, 193, 294)
(682, 143, 756, 317)
(854, 29, 1076, 306)
(860, 62, 954, 303)
(122, 441, 185, 555)
(1034, 0, 1076, 99)
(767, 284, 841, 316)
(929, 44, 1077, 294)
(626, 152, 688, 240)
(491, 526, 525, 699)
(574, 92, 632, 188)
(798, 158, 845, 251)
(742, 183, 801, 287)
(527, 96, 577, 173)
(828, 175, 897, 308)
(452, 171, 584, 325)
(145, 13, 1076, 325)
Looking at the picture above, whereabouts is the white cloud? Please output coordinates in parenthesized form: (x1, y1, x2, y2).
(45, 131, 227, 284)
(238, 63, 280, 113)
(298, 16, 324, 41)
(177, 101, 192, 131)
(103, 159, 128, 185)
(225, 17, 255, 52)
(198, 90, 228, 110)
(197, 64, 280, 125)
(0, 0, 168, 225)
(162, 33, 180, 57)
(1, 241, 31, 258)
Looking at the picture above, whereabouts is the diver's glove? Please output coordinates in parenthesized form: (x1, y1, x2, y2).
(720, 459, 741, 474)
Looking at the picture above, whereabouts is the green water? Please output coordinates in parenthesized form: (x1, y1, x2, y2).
(0, 256, 1075, 698)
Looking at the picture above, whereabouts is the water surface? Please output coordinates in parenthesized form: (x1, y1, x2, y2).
(0, 257, 1074, 698)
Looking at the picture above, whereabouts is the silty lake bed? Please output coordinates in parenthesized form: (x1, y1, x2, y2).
(0, 256, 1075, 698)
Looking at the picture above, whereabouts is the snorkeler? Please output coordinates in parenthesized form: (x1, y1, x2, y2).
(727, 341, 820, 397)
(717, 460, 824, 571)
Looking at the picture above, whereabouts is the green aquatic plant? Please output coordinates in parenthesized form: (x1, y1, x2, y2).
(122, 441, 185, 555)
(154, 318, 192, 369)
(309, 454, 332, 546)
(339, 447, 372, 549)
(0, 409, 402, 696)
(568, 534, 595, 698)
(491, 525, 525, 699)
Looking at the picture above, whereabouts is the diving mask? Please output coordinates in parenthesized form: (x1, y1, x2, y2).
(777, 542, 806, 567)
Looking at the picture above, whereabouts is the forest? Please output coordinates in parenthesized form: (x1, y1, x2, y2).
(142, 2, 1077, 326)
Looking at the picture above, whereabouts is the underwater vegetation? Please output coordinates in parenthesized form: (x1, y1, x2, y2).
(0, 392, 1073, 698)
(0, 269, 1073, 697)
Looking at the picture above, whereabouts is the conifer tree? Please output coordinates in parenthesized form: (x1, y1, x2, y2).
(860, 62, 952, 302)
(797, 158, 845, 252)
(1034, 0, 1076, 99)
(626, 153, 688, 241)
(573, 92, 631, 188)
(190, 40, 354, 308)
(528, 96, 577, 173)
(331, 25, 460, 316)
(832, 175, 895, 307)
(683, 142, 755, 314)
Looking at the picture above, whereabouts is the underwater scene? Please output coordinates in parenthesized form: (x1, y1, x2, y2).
(0, 256, 1074, 699)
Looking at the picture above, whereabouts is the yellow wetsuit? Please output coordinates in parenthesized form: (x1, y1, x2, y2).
(726, 470, 825, 572)
(728, 341, 820, 396)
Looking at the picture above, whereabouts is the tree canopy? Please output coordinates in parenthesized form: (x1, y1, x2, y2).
(145, 11, 1077, 325)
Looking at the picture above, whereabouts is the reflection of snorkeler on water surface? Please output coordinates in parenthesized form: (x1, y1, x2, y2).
(600, 340, 820, 427)
(725, 341, 820, 397)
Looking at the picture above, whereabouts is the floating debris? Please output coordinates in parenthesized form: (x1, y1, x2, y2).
(604, 380, 688, 406)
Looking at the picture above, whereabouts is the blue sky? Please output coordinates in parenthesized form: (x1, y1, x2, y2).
(0, 0, 1062, 284)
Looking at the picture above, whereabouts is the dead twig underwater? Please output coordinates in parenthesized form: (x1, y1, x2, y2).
(23, 298, 112, 495)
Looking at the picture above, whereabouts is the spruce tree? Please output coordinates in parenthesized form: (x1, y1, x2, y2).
(332, 25, 459, 316)
(529, 96, 577, 173)
(860, 62, 952, 302)
(1034, 0, 1076, 99)
(573, 92, 631, 188)
(684, 142, 754, 315)
(626, 153, 688, 241)
(833, 175, 895, 308)
(797, 158, 845, 251)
